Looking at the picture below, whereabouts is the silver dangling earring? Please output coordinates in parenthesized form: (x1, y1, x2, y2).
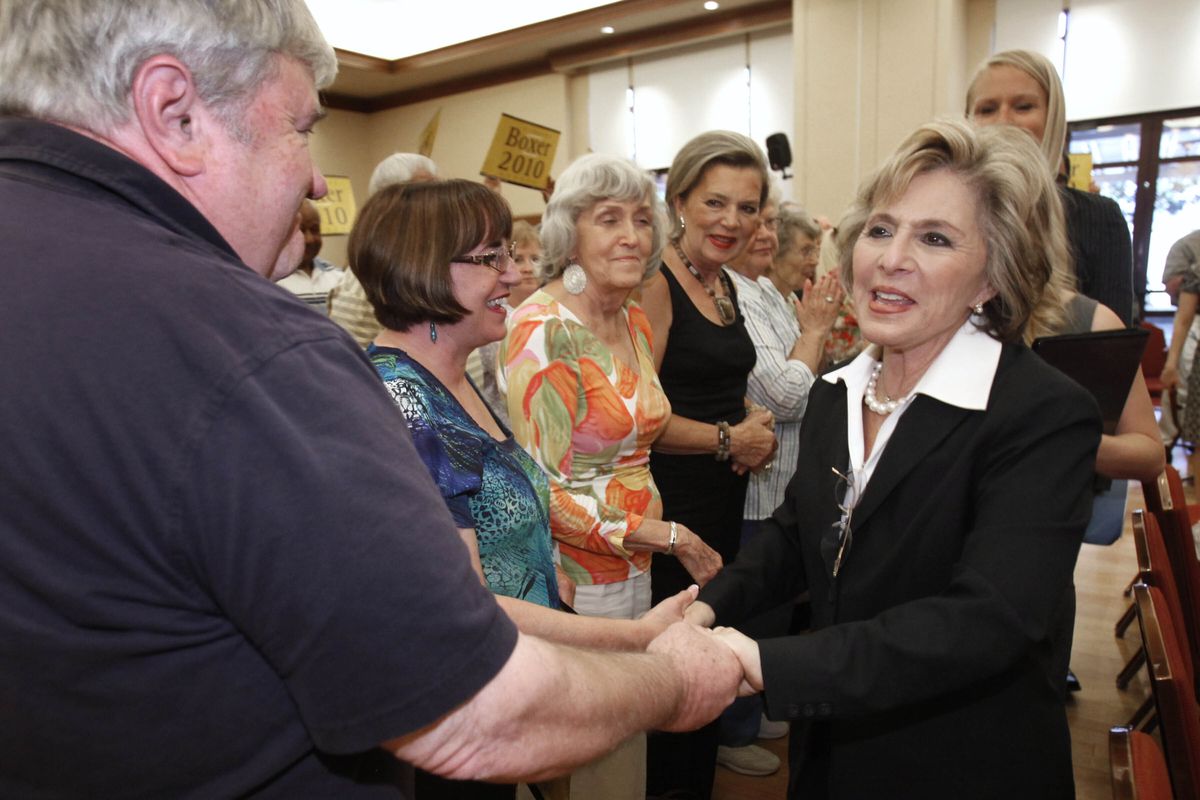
(429, 321, 438, 343)
(563, 261, 587, 295)
(972, 302, 984, 315)
(678, 216, 686, 233)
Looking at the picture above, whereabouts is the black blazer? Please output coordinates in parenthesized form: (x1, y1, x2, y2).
(700, 343, 1101, 800)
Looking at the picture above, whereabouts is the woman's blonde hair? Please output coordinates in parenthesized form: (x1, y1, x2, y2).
(511, 219, 540, 251)
(965, 49, 1068, 177)
(836, 119, 1072, 344)
(665, 131, 770, 240)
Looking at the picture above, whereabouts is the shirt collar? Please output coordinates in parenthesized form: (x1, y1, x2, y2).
(0, 116, 238, 262)
(823, 319, 1002, 411)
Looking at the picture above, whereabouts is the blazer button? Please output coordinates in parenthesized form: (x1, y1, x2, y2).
(787, 704, 800, 717)
(802, 704, 816, 718)
(817, 703, 832, 717)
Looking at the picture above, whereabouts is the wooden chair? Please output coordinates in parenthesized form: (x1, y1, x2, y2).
(1124, 510, 1197, 728)
(1133, 583, 1200, 799)
(1109, 725, 1174, 800)
(1150, 467, 1200, 685)
(1141, 321, 1167, 407)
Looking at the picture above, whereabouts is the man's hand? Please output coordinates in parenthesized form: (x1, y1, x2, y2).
(647, 622, 742, 731)
(713, 626, 764, 696)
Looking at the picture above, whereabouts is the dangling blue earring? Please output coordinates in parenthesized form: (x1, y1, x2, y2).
(429, 321, 438, 343)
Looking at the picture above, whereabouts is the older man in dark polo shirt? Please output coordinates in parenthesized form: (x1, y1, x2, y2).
(0, 2, 745, 797)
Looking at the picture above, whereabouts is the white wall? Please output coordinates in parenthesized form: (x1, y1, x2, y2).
(995, 0, 1200, 120)
(587, 29, 795, 197)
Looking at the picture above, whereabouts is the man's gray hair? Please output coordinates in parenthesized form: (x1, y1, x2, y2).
(368, 153, 438, 196)
(539, 153, 665, 282)
(0, 0, 337, 133)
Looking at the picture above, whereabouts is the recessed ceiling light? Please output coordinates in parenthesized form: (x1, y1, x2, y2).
(703, 1, 720, 10)
(600, 25, 615, 34)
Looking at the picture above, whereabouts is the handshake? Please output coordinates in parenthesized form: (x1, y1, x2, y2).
(642, 586, 764, 732)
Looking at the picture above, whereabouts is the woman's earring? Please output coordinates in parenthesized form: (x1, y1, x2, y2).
(678, 216, 686, 233)
(563, 262, 587, 295)
(429, 321, 438, 343)
(972, 302, 984, 315)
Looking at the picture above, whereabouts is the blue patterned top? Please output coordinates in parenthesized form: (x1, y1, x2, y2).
(368, 345, 560, 608)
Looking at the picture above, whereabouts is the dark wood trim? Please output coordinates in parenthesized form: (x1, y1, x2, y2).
(321, 92, 377, 114)
(328, 60, 556, 114)
(331, 0, 691, 74)
(333, 48, 394, 74)
(1069, 106, 1200, 305)
(549, 0, 791, 72)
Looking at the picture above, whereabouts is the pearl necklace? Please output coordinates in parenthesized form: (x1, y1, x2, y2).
(864, 361, 910, 415)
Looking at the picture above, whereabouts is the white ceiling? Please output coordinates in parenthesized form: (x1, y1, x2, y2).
(304, 0, 619, 60)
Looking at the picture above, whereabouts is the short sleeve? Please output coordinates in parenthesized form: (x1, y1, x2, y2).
(184, 339, 517, 752)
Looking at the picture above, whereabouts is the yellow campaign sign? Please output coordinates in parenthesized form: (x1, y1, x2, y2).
(419, 108, 441, 158)
(481, 114, 560, 190)
(1068, 153, 1093, 192)
(313, 176, 356, 235)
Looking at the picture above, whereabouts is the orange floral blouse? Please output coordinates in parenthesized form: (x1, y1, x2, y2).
(499, 291, 671, 586)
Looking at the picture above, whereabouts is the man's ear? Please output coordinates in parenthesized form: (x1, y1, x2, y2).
(128, 55, 207, 178)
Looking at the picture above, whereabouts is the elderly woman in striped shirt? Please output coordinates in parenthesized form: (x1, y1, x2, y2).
(729, 200, 844, 527)
(715, 198, 845, 773)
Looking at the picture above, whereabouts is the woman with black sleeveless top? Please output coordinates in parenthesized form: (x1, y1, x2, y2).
(641, 131, 777, 800)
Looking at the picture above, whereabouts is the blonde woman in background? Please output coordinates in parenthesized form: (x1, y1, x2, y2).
(968, 51, 1161, 484)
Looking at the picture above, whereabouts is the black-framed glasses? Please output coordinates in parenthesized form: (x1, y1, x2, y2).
(831, 465, 858, 578)
(452, 241, 515, 273)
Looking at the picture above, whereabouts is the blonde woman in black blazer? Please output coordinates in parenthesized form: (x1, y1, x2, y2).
(690, 120, 1101, 799)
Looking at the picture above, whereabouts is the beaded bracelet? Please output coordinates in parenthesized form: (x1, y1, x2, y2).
(715, 421, 731, 462)
(665, 520, 678, 555)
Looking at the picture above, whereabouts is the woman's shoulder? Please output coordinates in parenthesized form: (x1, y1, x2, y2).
(992, 342, 1100, 424)
(509, 289, 560, 324)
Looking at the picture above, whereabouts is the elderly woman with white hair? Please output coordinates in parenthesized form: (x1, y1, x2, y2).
(500, 153, 722, 799)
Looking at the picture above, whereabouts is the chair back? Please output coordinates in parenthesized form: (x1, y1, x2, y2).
(1134, 583, 1200, 800)
(1155, 468, 1200, 672)
(1136, 510, 1194, 672)
(1109, 725, 1174, 800)
(1140, 321, 1167, 404)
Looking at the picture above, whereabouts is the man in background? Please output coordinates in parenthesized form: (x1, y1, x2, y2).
(0, 2, 746, 797)
(277, 199, 343, 313)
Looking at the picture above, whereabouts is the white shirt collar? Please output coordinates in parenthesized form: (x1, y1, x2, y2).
(823, 319, 1002, 412)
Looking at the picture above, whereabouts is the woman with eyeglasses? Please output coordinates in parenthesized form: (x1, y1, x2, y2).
(688, 120, 1102, 799)
(350, 179, 699, 800)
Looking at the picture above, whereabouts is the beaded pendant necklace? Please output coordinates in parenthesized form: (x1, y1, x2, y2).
(673, 241, 736, 326)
